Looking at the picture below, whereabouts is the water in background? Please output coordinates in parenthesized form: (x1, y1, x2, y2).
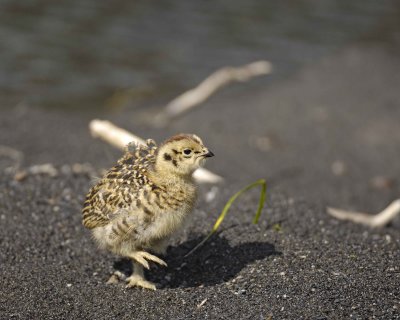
(0, 0, 398, 111)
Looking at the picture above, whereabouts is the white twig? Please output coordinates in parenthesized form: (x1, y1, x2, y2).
(89, 119, 223, 184)
(90, 119, 145, 148)
(197, 298, 208, 308)
(14, 163, 58, 181)
(28, 163, 58, 177)
(327, 199, 400, 228)
(155, 60, 272, 124)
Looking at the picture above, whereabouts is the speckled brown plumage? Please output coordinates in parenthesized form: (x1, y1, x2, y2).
(82, 134, 214, 290)
(82, 139, 158, 229)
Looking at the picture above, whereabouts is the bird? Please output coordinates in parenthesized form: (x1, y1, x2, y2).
(82, 134, 214, 290)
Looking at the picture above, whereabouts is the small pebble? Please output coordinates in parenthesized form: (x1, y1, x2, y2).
(370, 176, 394, 190)
(331, 160, 346, 176)
(14, 171, 28, 181)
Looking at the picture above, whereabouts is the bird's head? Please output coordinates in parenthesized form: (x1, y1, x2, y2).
(156, 134, 214, 178)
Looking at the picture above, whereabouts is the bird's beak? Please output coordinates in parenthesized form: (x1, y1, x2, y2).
(204, 150, 214, 158)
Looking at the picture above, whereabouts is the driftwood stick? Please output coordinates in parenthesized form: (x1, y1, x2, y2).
(90, 119, 145, 148)
(89, 119, 223, 184)
(155, 61, 272, 124)
(327, 199, 400, 228)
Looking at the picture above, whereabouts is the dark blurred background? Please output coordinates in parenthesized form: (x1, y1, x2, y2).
(1, 0, 400, 211)
(1, 0, 399, 111)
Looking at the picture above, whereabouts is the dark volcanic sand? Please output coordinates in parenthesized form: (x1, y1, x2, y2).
(1, 44, 400, 319)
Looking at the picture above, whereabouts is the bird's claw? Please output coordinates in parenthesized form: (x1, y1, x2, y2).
(131, 251, 167, 269)
(125, 275, 157, 290)
(106, 271, 127, 284)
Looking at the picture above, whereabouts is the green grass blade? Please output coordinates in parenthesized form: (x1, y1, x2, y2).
(185, 179, 267, 257)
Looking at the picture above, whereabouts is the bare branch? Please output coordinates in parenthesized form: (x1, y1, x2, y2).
(327, 199, 400, 228)
(89, 119, 223, 184)
(90, 119, 145, 148)
(155, 61, 272, 125)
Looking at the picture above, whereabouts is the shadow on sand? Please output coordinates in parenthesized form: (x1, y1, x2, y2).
(114, 235, 280, 288)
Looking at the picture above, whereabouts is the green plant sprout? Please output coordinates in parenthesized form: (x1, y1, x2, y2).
(185, 179, 267, 257)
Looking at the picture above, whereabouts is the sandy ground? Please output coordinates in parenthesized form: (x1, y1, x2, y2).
(1, 43, 400, 319)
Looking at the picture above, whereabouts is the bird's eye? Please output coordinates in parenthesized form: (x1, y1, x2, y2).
(183, 149, 192, 155)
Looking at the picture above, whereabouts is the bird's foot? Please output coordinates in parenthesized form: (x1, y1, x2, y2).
(125, 274, 157, 290)
(106, 271, 127, 284)
(130, 251, 167, 269)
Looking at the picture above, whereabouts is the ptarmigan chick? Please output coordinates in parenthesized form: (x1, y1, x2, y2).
(82, 134, 214, 290)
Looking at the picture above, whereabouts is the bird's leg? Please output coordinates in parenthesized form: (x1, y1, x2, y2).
(125, 251, 167, 290)
(126, 262, 156, 290)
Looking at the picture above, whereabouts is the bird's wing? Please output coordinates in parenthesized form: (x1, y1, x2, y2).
(82, 139, 158, 229)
